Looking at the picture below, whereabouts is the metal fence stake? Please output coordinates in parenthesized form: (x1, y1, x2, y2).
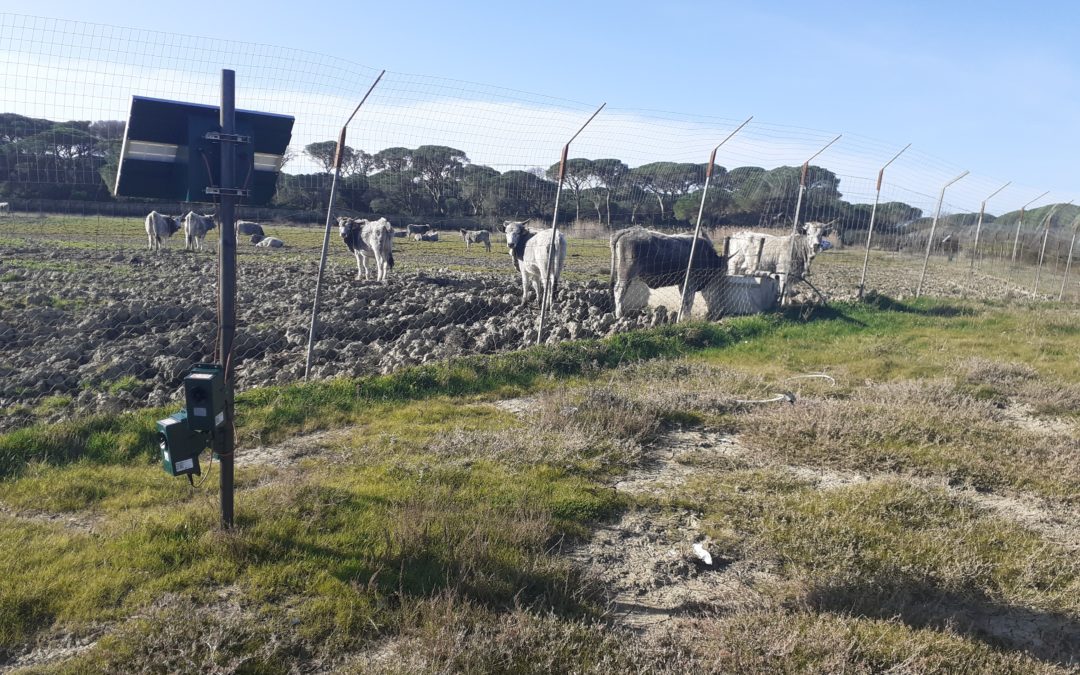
(916, 170, 968, 298)
(537, 103, 605, 345)
(305, 71, 385, 380)
(858, 144, 910, 299)
(678, 116, 752, 322)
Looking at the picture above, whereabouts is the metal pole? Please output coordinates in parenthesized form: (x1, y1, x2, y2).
(1034, 201, 1068, 296)
(1012, 190, 1049, 263)
(858, 143, 910, 298)
(304, 71, 385, 380)
(677, 116, 752, 322)
(1059, 218, 1079, 301)
(537, 103, 605, 345)
(790, 134, 841, 234)
(916, 170, 968, 298)
(969, 182, 1010, 283)
(217, 69, 237, 530)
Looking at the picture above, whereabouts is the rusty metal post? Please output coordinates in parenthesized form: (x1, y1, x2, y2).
(916, 170, 968, 298)
(968, 182, 1010, 286)
(537, 103, 605, 345)
(1059, 218, 1080, 301)
(790, 134, 841, 234)
(858, 144, 910, 299)
(1034, 201, 1069, 296)
(1011, 190, 1049, 264)
(305, 71, 384, 380)
(677, 116, 752, 322)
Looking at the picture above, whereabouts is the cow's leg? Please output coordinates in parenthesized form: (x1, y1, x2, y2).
(353, 251, 363, 280)
(519, 268, 531, 305)
(612, 279, 628, 318)
(147, 232, 154, 250)
(362, 254, 371, 280)
(679, 280, 695, 320)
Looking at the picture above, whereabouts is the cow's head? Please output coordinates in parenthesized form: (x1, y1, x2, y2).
(804, 221, 834, 256)
(336, 216, 358, 236)
(501, 220, 530, 248)
(250, 233, 265, 245)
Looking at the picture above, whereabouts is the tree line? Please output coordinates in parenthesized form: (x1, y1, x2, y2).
(24, 111, 1071, 237)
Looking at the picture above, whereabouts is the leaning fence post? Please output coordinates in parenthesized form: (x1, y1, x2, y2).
(1011, 190, 1049, 264)
(916, 170, 968, 298)
(967, 181, 1011, 296)
(791, 134, 841, 234)
(1059, 217, 1080, 301)
(304, 71, 384, 381)
(858, 144, 910, 299)
(1034, 201, 1069, 296)
(537, 103, 605, 345)
(677, 116, 751, 322)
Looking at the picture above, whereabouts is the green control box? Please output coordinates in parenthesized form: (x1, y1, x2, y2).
(157, 410, 206, 476)
(184, 363, 226, 432)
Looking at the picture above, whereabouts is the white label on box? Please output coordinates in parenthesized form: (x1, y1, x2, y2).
(215, 411, 225, 427)
(175, 458, 194, 472)
(194, 407, 208, 417)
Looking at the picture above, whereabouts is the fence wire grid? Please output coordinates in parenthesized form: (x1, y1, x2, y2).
(1, 13, 1077, 432)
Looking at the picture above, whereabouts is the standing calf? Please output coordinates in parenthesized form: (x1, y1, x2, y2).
(499, 219, 567, 307)
(145, 211, 181, 251)
(183, 211, 216, 251)
(339, 216, 395, 281)
(460, 229, 492, 252)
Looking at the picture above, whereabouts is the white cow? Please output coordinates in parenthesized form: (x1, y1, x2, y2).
(236, 220, 264, 237)
(499, 219, 567, 307)
(183, 211, 216, 251)
(144, 211, 181, 251)
(726, 221, 832, 305)
(0, 202, 9, 215)
(460, 229, 492, 252)
(338, 217, 395, 282)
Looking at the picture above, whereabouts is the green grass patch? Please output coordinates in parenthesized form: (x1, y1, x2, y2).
(686, 475, 1080, 618)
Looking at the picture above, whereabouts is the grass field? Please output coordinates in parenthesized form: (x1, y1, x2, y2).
(1, 295, 1078, 672)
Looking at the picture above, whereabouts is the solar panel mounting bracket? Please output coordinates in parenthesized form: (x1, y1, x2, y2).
(205, 131, 252, 144)
(205, 187, 251, 197)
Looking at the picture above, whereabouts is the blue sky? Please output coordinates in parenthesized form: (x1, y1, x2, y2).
(8, 1, 1079, 211)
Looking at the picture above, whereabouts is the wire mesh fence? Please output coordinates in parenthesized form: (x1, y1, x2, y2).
(1, 13, 1077, 432)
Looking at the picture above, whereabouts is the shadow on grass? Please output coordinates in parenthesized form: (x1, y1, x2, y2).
(807, 577, 1080, 666)
(777, 302, 868, 328)
(860, 292, 975, 318)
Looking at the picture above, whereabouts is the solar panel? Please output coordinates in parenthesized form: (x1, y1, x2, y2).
(114, 95, 294, 205)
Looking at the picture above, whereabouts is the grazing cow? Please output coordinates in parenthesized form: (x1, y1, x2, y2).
(609, 226, 728, 320)
(941, 233, 960, 261)
(406, 223, 431, 236)
(0, 202, 9, 215)
(726, 221, 832, 305)
(144, 211, 181, 251)
(236, 220, 264, 237)
(498, 219, 567, 307)
(183, 211, 216, 251)
(460, 229, 492, 252)
(413, 231, 439, 242)
(338, 216, 395, 281)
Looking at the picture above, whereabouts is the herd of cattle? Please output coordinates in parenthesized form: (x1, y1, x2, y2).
(142, 209, 840, 315)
